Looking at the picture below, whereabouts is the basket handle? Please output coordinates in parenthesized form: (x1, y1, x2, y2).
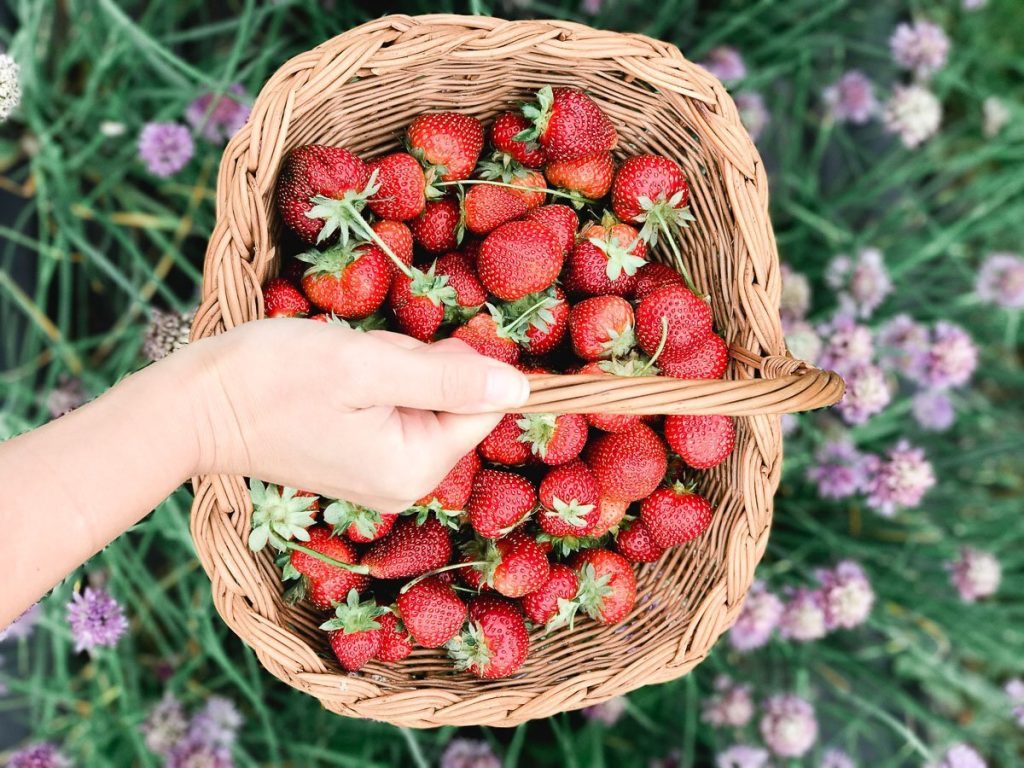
(520, 354, 844, 417)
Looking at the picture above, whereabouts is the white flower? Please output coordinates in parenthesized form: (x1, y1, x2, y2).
(884, 85, 942, 148)
(982, 97, 1010, 138)
(0, 53, 21, 122)
(100, 120, 127, 137)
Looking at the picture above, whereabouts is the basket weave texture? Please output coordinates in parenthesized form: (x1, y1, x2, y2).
(190, 14, 843, 728)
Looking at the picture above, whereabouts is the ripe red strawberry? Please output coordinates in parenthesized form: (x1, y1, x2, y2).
(658, 332, 730, 379)
(516, 413, 588, 465)
(478, 220, 563, 300)
(289, 526, 369, 610)
(568, 296, 636, 360)
(371, 220, 414, 276)
(585, 423, 668, 503)
(588, 497, 630, 537)
(388, 264, 458, 341)
(410, 197, 462, 253)
(639, 482, 714, 547)
(521, 285, 569, 355)
(570, 549, 636, 624)
(396, 576, 467, 648)
(468, 469, 537, 539)
(615, 519, 665, 563)
(565, 220, 647, 297)
(467, 531, 550, 598)
(457, 545, 491, 592)
(449, 596, 530, 679)
(416, 449, 481, 511)
(505, 169, 547, 209)
(663, 414, 736, 469)
(406, 112, 485, 182)
(576, 361, 642, 434)
(545, 151, 615, 200)
(525, 204, 579, 254)
(635, 284, 713, 357)
(461, 238, 482, 264)
(451, 312, 521, 365)
(521, 564, 579, 627)
(632, 261, 685, 301)
(519, 86, 617, 163)
(491, 111, 547, 168)
(323, 500, 398, 544)
(479, 414, 532, 466)
(611, 155, 694, 245)
(321, 590, 387, 671)
(375, 610, 413, 662)
(263, 277, 311, 318)
(366, 152, 427, 221)
(298, 241, 391, 318)
(435, 251, 487, 319)
(538, 460, 600, 537)
(463, 183, 528, 235)
(275, 145, 370, 245)
(361, 516, 452, 579)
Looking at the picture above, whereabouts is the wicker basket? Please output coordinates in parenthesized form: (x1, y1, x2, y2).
(190, 14, 844, 728)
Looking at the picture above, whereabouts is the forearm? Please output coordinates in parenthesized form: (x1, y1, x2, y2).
(0, 350, 201, 626)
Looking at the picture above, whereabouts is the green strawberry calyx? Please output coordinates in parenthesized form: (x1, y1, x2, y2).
(247, 479, 317, 553)
(590, 233, 647, 281)
(631, 191, 696, 246)
(515, 85, 555, 144)
(545, 596, 582, 633)
(405, 502, 463, 529)
(305, 169, 381, 247)
(536, 531, 601, 559)
(573, 563, 614, 621)
(476, 152, 532, 185)
(544, 496, 596, 529)
(295, 240, 365, 279)
(323, 499, 385, 541)
(491, 288, 563, 344)
(597, 351, 660, 377)
(515, 413, 559, 458)
(598, 323, 637, 359)
(409, 263, 458, 307)
(446, 620, 494, 674)
(319, 589, 388, 634)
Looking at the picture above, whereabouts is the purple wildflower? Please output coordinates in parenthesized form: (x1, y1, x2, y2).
(912, 389, 956, 432)
(581, 0, 603, 14)
(835, 364, 891, 425)
(817, 561, 874, 630)
(948, 547, 1001, 603)
(890, 20, 950, 79)
(760, 694, 818, 758)
(780, 264, 812, 325)
(876, 314, 930, 378)
(0, 53, 20, 122)
(141, 692, 189, 758)
(817, 313, 874, 376)
(649, 751, 681, 768)
(188, 696, 243, 748)
(702, 676, 755, 728)
(963, 0, 988, 8)
(806, 437, 868, 500)
(736, 92, 769, 142)
(185, 85, 250, 143)
(976, 252, 1024, 309)
(863, 440, 935, 516)
(921, 322, 977, 390)
(781, 413, 800, 436)
(883, 85, 942, 148)
(440, 739, 501, 768)
(1, 603, 40, 642)
(65, 586, 128, 653)
(820, 748, 856, 768)
(823, 70, 878, 124)
(982, 97, 1010, 138)
(144, 307, 195, 362)
(716, 745, 772, 768)
(779, 588, 827, 642)
(826, 248, 892, 318)
(582, 696, 627, 726)
(927, 744, 987, 768)
(47, 376, 86, 419)
(728, 581, 782, 652)
(5, 743, 71, 768)
(1004, 678, 1024, 727)
(702, 47, 747, 82)
(166, 736, 233, 768)
(138, 122, 194, 177)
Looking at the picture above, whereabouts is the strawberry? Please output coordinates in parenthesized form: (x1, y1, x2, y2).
(463, 183, 528, 235)
(568, 296, 636, 360)
(639, 482, 713, 547)
(479, 414, 532, 466)
(515, 413, 588, 465)
(388, 263, 458, 341)
(410, 197, 462, 253)
(435, 251, 486, 321)
(545, 151, 615, 201)
(570, 549, 636, 625)
(521, 286, 569, 355)
(323, 499, 398, 543)
(521, 564, 579, 628)
(525, 204, 579, 254)
(416, 449, 481, 512)
(491, 111, 547, 168)
(396, 576, 467, 648)
(263, 277, 311, 318)
(538, 460, 600, 538)
(519, 86, 617, 163)
(576, 361, 642, 434)
(451, 312, 521, 365)
(361, 516, 452, 579)
(587, 497, 630, 537)
(448, 596, 530, 679)
(468, 469, 537, 539)
(658, 332, 730, 380)
(275, 145, 370, 245)
(366, 152, 427, 221)
(467, 531, 551, 598)
(632, 261, 685, 301)
(457, 545, 491, 592)
(477, 219, 565, 301)
(375, 610, 413, 662)
(371, 220, 414, 276)
(585, 423, 668, 503)
(297, 241, 391, 318)
(406, 112, 485, 182)
(565, 218, 647, 297)
(663, 414, 736, 469)
(635, 284, 713, 357)
(461, 238, 483, 265)
(476, 155, 548, 208)
(288, 526, 369, 610)
(320, 590, 386, 671)
(611, 154, 693, 239)
(615, 519, 665, 563)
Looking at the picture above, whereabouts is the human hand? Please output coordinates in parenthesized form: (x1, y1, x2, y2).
(184, 318, 530, 512)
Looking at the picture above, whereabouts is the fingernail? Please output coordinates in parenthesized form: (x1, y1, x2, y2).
(485, 367, 530, 409)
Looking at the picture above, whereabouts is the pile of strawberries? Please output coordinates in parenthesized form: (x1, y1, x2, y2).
(254, 86, 735, 678)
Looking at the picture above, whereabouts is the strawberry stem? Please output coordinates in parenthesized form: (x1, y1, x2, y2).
(398, 560, 488, 595)
(284, 541, 370, 575)
(658, 222, 697, 293)
(434, 179, 595, 206)
(337, 199, 414, 280)
(501, 294, 557, 335)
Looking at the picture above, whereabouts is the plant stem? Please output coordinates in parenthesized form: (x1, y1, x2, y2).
(285, 541, 370, 575)
(659, 221, 697, 293)
(434, 178, 595, 206)
(339, 199, 413, 279)
(399, 560, 488, 594)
